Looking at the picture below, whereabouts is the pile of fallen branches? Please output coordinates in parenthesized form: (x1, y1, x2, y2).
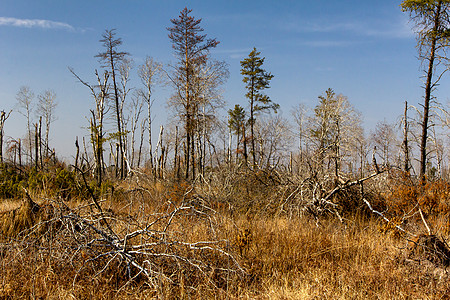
(0, 182, 244, 297)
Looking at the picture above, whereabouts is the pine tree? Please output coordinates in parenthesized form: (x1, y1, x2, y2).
(167, 7, 219, 179)
(240, 48, 278, 167)
(228, 104, 247, 163)
(401, 0, 450, 182)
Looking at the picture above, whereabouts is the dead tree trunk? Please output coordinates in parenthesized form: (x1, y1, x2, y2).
(174, 126, 179, 179)
(75, 137, 80, 170)
(420, 1, 441, 182)
(0, 110, 12, 164)
(34, 123, 39, 170)
(403, 101, 410, 174)
(39, 117, 43, 169)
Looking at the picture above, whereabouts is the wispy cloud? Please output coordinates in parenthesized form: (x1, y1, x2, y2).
(278, 17, 414, 39)
(362, 19, 414, 39)
(213, 48, 254, 59)
(0, 17, 74, 31)
(299, 40, 354, 48)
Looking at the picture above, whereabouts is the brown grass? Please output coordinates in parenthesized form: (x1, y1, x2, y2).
(0, 194, 55, 237)
(1, 176, 450, 299)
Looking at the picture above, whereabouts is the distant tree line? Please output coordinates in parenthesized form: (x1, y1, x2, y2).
(1, 4, 450, 186)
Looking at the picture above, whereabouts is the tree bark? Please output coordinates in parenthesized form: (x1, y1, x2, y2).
(420, 1, 441, 182)
(34, 123, 39, 170)
(403, 101, 410, 174)
(0, 111, 12, 164)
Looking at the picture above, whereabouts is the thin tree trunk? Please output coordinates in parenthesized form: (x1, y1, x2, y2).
(243, 124, 248, 165)
(34, 123, 39, 170)
(250, 78, 256, 167)
(196, 132, 202, 176)
(0, 127, 3, 164)
(18, 139, 22, 169)
(202, 106, 207, 176)
(191, 129, 195, 179)
(186, 120, 191, 179)
(137, 120, 145, 168)
(0, 114, 3, 164)
(0, 111, 11, 164)
(155, 126, 164, 178)
(420, 1, 441, 182)
(75, 137, 80, 170)
(108, 50, 124, 179)
(147, 98, 154, 172)
(228, 122, 232, 165)
(185, 43, 191, 180)
(403, 101, 410, 174)
(174, 126, 179, 179)
(39, 117, 43, 169)
(236, 130, 240, 164)
(27, 110, 33, 166)
(130, 119, 136, 168)
(82, 137, 89, 169)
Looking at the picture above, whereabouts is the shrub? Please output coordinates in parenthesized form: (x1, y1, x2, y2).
(0, 165, 26, 199)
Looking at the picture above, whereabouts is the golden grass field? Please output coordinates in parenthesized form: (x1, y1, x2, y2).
(1, 171, 450, 299)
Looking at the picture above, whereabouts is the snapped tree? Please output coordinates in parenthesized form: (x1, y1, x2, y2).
(0, 110, 12, 164)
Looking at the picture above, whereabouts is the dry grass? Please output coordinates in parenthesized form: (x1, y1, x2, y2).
(0, 199, 21, 212)
(1, 176, 450, 299)
(233, 215, 450, 299)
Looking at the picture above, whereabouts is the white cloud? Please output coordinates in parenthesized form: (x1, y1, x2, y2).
(0, 17, 74, 31)
(214, 48, 254, 59)
(279, 17, 414, 39)
(300, 40, 354, 48)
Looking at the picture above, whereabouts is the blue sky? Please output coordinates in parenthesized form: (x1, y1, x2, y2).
(0, 0, 441, 160)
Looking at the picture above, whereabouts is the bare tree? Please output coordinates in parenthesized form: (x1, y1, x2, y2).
(0, 110, 12, 164)
(190, 60, 228, 175)
(291, 103, 308, 169)
(307, 88, 361, 179)
(37, 90, 57, 160)
(350, 125, 369, 177)
(96, 29, 130, 179)
(253, 114, 292, 168)
(118, 57, 133, 168)
(371, 120, 398, 167)
(138, 56, 162, 173)
(16, 86, 34, 165)
(429, 125, 444, 178)
(128, 91, 145, 168)
(70, 68, 110, 185)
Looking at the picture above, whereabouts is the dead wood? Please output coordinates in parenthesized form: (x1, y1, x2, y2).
(408, 234, 450, 267)
(0, 192, 55, 238)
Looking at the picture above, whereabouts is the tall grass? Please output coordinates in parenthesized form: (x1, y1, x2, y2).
(1, 171, 450, 299)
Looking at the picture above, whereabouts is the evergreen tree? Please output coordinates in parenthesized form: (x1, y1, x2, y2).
(401, 0, 450, 182)
(240, 48, 278, 166)
(167, 7, 219, 179)
(228, 104, 246, 162)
